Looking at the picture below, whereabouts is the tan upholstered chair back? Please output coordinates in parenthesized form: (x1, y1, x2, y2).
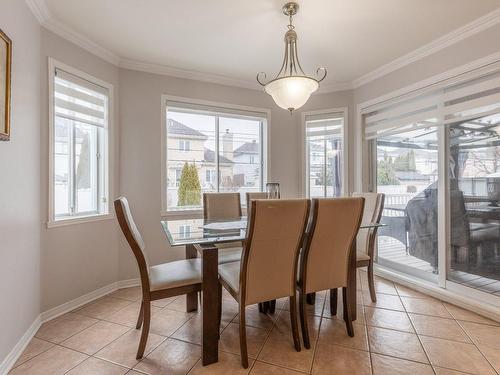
(114, 197, 150, 291)
(242, 199, 310, 306)
(352, 193, 384, 254)
(245, 192, 268, 221)
(302, 198, 364, 294)
(203, 193, 242, 220)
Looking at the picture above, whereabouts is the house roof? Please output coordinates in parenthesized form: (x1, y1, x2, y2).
(204, 148, 232, 164)
(234, 140, 258, 156)
(168, 118, 207, 139)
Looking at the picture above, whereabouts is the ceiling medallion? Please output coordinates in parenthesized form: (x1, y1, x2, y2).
(257, 2, 327, 114)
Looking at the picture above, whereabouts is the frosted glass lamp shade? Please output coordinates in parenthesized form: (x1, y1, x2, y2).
(264, 76, 319, 112)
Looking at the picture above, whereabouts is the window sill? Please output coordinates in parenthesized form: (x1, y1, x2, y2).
(47, 213, 114, 229)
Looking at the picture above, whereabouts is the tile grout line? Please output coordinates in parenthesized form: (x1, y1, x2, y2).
(308, 293, 327, 374)
(360, 285, 375, 375)
(398, 282, 498, 375)
(13, 283, 500, 374)
(453, 318, 500, 375)
(396, 287, 437, 375)
(9, 337, 55, 370)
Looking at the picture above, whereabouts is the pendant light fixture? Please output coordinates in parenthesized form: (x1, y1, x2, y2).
(257, 2, 327, 114)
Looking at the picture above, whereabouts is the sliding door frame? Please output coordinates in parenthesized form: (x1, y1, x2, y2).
(356, 54, 500, 317)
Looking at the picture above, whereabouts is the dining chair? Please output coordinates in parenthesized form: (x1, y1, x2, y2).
(245, 192, 268, 221)
(245, 191, 277, 314)
(203, 192, 243, 264)
(218, 199, 310, 368)
(114, 197, 202, 359)
(298, 197, 364, 349)
(352, 192, 385, 302)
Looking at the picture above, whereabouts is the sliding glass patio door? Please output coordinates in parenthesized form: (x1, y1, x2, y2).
(363, 67, 500, 304)
(374, 127, 439, 282)
(443, 72, 500, 298)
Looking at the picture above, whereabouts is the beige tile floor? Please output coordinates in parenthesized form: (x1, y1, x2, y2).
(9, 270, 500, 375)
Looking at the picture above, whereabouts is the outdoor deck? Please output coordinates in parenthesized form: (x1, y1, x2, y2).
(377, 236, 500, 296)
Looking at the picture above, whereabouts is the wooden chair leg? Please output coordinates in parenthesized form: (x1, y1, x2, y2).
(367, 262, 377, 303)
(136, 302, 151, 359)
(217, 282, 222, 337)
(269, 299, 276, 314)
(239, 306, 249, 368)
(306, 292, 316, 305)
(289, 294, 301, 352)
(330, 288, 338, 316)
(299, 291, 310, 349)
(342, 287, 354, 337)
(136, 301, 144, 329)
(258, 302, 264, 313)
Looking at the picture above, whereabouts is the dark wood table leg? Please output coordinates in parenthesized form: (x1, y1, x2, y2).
(201, 245, 219, 366)
(306, 293, 316, 305)
(346, 240, 357, 322)
(268, 299, 276, 314)
(185, 244, 198, 313)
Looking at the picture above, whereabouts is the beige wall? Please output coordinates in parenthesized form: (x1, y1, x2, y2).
(0, 0, 41, 364)
(117, 68, 352, 279)
(2, 5, 500, 365)
(40, 29, 121, 311)
(353, 23, 500, 191)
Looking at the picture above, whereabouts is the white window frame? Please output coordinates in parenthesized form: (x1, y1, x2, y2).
(48, 58, 114, 228)
(161, 95, 271, 217)
(356, 55, 500, 319)
(301, 107, 349, 197)
(179, 139, 190, 151)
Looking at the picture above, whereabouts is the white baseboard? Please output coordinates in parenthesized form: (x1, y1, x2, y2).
(0, 278, 140, 374)
(374, 267, 500, 323)
(117, 278, 141, 289)
(40, 278, 140, 323)
(0, 316, 41, 375)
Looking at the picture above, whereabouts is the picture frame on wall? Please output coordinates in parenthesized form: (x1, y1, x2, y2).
(0, 28, 12, 141)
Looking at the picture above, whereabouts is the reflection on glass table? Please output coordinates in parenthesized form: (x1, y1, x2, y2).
(161, 216, 384, 247)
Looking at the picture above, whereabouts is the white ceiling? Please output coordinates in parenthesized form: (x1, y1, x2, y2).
(41, 0, 500, 90)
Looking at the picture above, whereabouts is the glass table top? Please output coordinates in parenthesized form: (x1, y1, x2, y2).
(161, 216, 385, 247)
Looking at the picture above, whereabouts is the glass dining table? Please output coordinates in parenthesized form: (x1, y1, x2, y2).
(161, 216, 383, 366)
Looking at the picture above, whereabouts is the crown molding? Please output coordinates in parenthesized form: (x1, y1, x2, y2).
(26, 0, 500, 92)
(318, 80, 353, 93)
(44, 17, 121, 65)
(27, 0, 120, 65)
(352, 7, 500, 88)
(120, 59, 353, 93)
(25, 0, 50, 24)
(119, 59, 262, 90)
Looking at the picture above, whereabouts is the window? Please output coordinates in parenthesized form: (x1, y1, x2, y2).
(303, 110, 346, 198)
(179, 224, 191, 239)
(205, 169, 216, 185)
(362, 66, 500, 302)
(49, 61, 111, 224)
(163, 99, 268, 212)
(179, 140, 190, 151)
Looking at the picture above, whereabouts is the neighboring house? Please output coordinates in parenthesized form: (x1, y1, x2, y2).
(166, 118, 233, 191)
(233, 140, 260, 187)
(307, 139, 342, 196)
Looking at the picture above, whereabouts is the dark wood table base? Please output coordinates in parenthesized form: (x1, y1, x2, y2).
(186, 244, 219, 366)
